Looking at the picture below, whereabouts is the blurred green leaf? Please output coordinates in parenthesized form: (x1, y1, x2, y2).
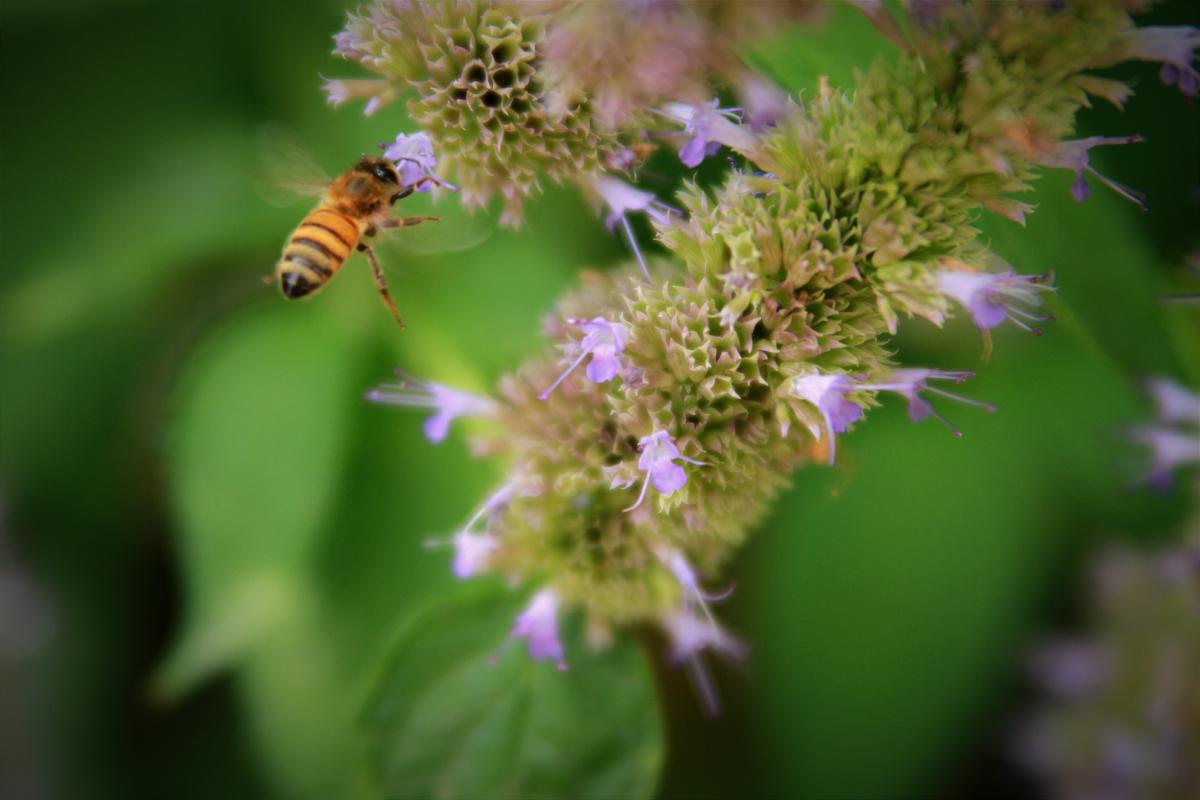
(744, 3, 897, 94)
(156, 300, 364, 699)
(362, 582, 663, 800)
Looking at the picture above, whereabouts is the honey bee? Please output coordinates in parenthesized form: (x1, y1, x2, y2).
(275, 155, 442, 328)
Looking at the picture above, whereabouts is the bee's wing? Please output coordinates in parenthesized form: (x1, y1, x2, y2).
(255, 124, 333, 207)
(383, 191, 496, 256)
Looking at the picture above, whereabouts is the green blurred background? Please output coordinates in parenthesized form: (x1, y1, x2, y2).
(1, 1, 1197, 798)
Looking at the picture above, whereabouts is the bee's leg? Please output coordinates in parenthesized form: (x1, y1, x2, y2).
(357, 242, 406, 329)
(380, 215, 440, 229)
(388, 177, 432, 205)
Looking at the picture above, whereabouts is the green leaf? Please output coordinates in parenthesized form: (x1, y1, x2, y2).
(155, 300, 363, 700)
(362, 582, 663, 800)
(743, 2, 897, 95)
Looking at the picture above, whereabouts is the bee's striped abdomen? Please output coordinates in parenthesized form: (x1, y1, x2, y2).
(277, 208, 361, 300)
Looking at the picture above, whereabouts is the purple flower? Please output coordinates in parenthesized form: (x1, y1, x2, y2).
(935, 268, 1056, 333)
(539, 317, 630, 400)
(858, 369, 995, 437)
(333, 30, 368, 63)
(1039, 136, 1146, 208)
(655, 546, 734, 615)
(1029, 639, 1111, 700)
(511, 589, 567, 670)
(1146, 377, 1200, 428)
(677, 103, 725, 167)
(788, 373, 864, 465)
(625, 431, 706, 512)
(659, 99, 755, 168)
(365, 372, 495, 443)
(661, 608, 746, 715)
(736, 74, 788, 131)
(450, 531, 498, 579)
(652, 548, 742, 715)
(589, 175, 678, 279)
(1121, 26, 1200, 98)
(426, 485, 511, 579)
(381, 131, 457, 192)
(662, 609, 745, 664)
(590, 175, 675, 230)
(321, 78, 395, 116)
(1129, 427, 1200, 489)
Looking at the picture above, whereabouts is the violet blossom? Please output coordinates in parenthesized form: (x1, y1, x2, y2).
(1129, 427, 1200, 489)
(658, 99, 756, 167)
(1119, 26, 1200, 98)
(540, 317, 630, 400)
(662, 609, 745, 666)
(425, 485, 512, 579)
(588, 175, 677, 279)
(625, 431, 706, 512)
(450, 531, 498, 579)
(788, 373, 863, 465)
(1028, 639, 1111, 700)
(858, 369, 994, 437)
(321, 77, 395, 116)
(935, 268, 1056, 333)
(365, 372, 496, 443)
(1039, 135, 1146, 208)
(661, 608, 746, 716)
(1146, 377, 1200, 428)
(736, 74, 788, 131)
(511, 589, 567, 670)
(381, 131, 457, 192)
(655, 546, 733, 623)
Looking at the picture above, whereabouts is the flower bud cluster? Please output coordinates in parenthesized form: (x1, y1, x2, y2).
(331, 1, 822, 225)
(333, 0, 615, 225)
(357, 1, 1198, 687)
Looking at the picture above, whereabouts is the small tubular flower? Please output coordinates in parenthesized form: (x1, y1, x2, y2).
(736, 73, 788, 131)
(661, 608, 746, 715)
(858, 369, 995, 437)
(787, 373, 863, 465)
(1039, 136, 1146, 208)
(655, 546, 733, 620)
(625, 431, 705, 512)
(365, 373, 496, 443)
(450, 531, 498, 580)
(539, 317, 631, 400)
(1129, 427, 1200, 489)
(426, 485, 511, 579)
(1119, 26, 1200, 98)
(321, 78, 394, 116)
(1146, 377, 1200, 428)
(660, 99, 757, 167)
(935, 268, 1055, 333)
(590, 176, 676, 231)
(511, 589, 567, 670)
(662, 609, 745, 664)
(1028, 639, 1111, 700)
(588, 175, 678, 279)
(382, 131, 455, 192)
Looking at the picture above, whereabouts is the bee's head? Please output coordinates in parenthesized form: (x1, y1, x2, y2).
(354, 155, 401, 186)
